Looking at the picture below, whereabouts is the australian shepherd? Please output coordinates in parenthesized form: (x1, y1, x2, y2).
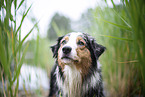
(49, 32, 106, 97)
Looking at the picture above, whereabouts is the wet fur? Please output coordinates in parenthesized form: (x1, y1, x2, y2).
(49, 32, 106, 97)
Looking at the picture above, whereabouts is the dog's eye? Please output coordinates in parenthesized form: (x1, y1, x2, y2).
(77, 40, 84, 46)
(61, 40, 67, 45)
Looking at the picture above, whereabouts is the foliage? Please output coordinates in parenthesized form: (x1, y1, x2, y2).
(89, 0, 145, 96)
(0, 0, 37, 97)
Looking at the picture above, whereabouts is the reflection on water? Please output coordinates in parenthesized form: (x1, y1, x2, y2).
(18, 64, 49, 90)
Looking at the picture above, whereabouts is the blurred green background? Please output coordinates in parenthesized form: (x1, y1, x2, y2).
(0, 0, 145, 97)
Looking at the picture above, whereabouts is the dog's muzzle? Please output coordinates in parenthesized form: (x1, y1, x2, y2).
(61, 46, 79, 62)
(61, 46, 72, 59)
(62, 46, 72, 54)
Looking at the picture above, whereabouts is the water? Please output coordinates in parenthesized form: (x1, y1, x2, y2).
(18, 64, 49, 90)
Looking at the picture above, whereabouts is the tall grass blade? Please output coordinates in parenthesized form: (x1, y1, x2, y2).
(113, 9, 131, 28)
(15, 20, 39, 54)
(111, 0, 116, 8)
(18, 29, 21, 61)
(0, 35, 9, 76)
(14, 0, 17, 9)
(12, 43, 29, 83)
(1, 70, 6, 97)
(52, 21, 63, 36)
(100, 35, 133, 41)
(15, 4, 32, 37)
(14, 75, 19, 97)
(96, 18, 132, 31)
(17, 0, 24, 10)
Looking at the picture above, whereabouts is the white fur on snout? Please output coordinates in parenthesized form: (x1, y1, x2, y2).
(58, 32, 82, 63)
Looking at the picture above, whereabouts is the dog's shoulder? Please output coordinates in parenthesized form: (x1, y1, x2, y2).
(49, 64, 58, 97)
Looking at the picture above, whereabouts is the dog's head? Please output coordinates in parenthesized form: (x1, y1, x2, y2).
(51, 32, 105, 74)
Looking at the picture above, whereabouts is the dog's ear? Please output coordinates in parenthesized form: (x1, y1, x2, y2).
(89, 39, 106, 60)
(51, 36, 64, 58)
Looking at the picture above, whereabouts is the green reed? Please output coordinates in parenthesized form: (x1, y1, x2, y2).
(89, 0, 145, 96)
(0, 0, 37, 97)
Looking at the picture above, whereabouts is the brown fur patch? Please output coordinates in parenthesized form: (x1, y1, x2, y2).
(75, 37, 92, 78)
(75, 47, 92, 78)
(58, 47, 65, 71)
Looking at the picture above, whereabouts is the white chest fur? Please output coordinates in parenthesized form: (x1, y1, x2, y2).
(55, 63, 101, 97)
(56, 65, 82, 97)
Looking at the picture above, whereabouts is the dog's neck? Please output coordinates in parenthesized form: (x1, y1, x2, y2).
(56, 64, 82, 97)
(63, 65, 82, 97)
(56, 63, 101, 97)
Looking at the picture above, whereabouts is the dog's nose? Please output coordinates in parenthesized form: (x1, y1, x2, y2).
(62, 46, 72, 54)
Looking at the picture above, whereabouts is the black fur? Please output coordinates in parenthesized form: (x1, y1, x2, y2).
(49, 33, 105, 97)
(51, 36, 64, 58)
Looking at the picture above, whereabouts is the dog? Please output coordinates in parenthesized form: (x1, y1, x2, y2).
(49, 32, 106, 97)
